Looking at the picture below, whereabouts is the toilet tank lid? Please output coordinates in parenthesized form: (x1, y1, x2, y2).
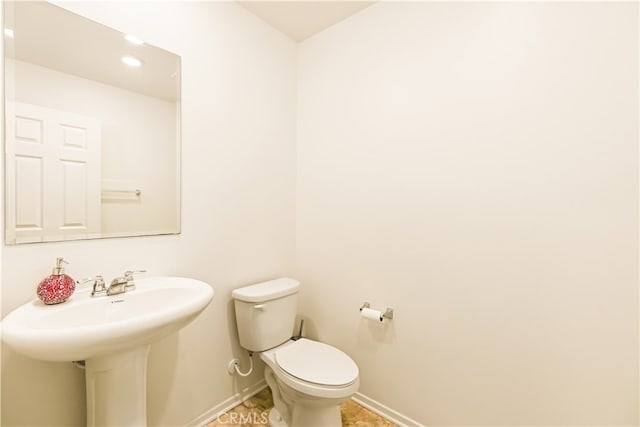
(232, 278, 300, 302)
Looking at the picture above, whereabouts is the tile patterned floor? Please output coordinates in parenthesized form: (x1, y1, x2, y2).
(206, 387, 397, 427)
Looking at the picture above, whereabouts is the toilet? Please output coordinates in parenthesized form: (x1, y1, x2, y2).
(232, 278, 359, 427)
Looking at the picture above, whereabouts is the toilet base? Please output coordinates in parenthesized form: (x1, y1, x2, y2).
(266, 403, 342, 427)
(289, 401, 342, 427)
(265, 365, 344, 427)
(268, 408, 287, 427)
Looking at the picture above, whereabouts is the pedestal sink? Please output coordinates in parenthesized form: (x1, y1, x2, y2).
(1, 276, 214, 426)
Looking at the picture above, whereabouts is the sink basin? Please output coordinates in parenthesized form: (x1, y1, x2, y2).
(2, 276, 213, 361)
(1, 276, 213, 426)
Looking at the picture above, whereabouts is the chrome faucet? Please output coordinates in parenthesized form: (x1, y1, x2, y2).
(106, 270, 146, 296)
(80, 270, 146, 297)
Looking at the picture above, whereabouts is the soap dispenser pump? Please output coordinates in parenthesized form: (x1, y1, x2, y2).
(36, 257, 76, 305)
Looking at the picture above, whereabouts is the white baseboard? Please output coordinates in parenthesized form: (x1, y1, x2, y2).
(188, 381, 421, 427)
(188, 380, 267, 427)
(352, 392, 425, 427)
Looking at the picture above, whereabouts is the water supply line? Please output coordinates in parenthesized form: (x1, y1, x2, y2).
(230, 351, 254, 377)
(292, 319, 304, 341)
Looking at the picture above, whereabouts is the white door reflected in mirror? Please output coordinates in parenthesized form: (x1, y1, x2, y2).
(6, 102, 102, 243)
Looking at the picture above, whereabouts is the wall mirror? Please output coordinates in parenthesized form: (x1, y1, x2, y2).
(3, 1, 181, 245)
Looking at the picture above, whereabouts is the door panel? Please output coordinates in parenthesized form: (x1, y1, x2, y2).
(6, 102, 101, 243)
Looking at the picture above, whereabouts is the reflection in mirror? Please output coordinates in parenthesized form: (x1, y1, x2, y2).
(4, 1, 181, 244)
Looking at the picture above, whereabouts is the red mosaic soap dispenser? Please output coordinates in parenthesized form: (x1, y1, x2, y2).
(36, 257, 76, 305)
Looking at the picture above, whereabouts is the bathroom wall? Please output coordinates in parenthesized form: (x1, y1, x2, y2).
(1, 1, 296, 426)
(296, 2, 638, 425)
(7, 59, 177, 235)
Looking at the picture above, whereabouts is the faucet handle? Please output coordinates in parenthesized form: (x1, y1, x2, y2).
(91, 275, 107, 296)
(78, 276, 106, 297)
(124, 269, 146, 278)
(77, 276, 95, 286)
(124, 270, 146, 290)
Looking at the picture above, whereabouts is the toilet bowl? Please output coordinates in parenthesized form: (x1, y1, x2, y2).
(232, 278, 360, 427)
(261, 338, 359, 426)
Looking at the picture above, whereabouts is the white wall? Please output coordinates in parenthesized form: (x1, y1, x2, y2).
(8, 59, 178, 236)
(296, 2, 638, 425)
(1, 1, 297, 426)
(2, 2, 638, 426)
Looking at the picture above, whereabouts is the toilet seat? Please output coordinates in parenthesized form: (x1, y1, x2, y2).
(275, 339, 358, 386)
(261, 339, 359, 399)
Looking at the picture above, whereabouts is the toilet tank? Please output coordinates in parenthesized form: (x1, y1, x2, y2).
(232, 278, 300, 352)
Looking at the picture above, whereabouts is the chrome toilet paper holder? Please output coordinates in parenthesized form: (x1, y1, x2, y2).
(360, 301, 394, 321)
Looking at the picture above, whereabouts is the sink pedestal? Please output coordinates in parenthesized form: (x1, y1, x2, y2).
(85, 345, 151, 427)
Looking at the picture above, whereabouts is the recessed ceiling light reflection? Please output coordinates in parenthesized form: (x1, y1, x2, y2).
(124, 34, 144, 45)
(121, 56, 142, 67)
(4, 28, 14, 38)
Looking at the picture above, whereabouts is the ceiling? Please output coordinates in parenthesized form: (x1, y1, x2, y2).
(6, 1, 179, 102)
(238, 1, 375, 42)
